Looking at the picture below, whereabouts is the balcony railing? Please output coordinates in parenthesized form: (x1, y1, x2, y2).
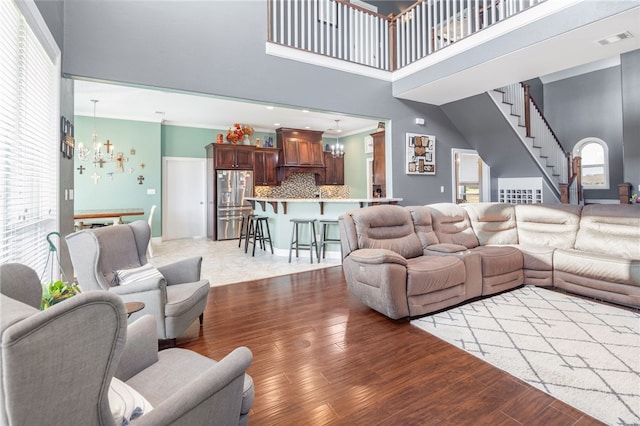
(267, 0, 545, 71)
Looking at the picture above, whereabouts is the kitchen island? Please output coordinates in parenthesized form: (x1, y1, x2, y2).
(244, 197, 402, 258)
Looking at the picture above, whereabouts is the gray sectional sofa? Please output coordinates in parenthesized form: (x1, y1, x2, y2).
(339, 202, 640, 319)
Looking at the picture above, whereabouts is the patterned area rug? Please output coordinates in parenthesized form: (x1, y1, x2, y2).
(411, 286, 640, 425)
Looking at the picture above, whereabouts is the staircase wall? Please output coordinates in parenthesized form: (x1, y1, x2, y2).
(543, 65, 624, 201)
(441, 92, 559, 202)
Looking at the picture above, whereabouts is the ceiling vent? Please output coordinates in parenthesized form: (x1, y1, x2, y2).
(597, 31, 633, 46)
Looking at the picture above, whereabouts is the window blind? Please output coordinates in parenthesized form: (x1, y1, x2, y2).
(0, 0, 59, 277)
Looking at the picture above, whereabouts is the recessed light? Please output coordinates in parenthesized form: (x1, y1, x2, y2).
(274, 123, 281, 126)
(302, 109, 309, 113)
(305, 126, 311, 129)
(266, 106, 274, 110)
(597, 31, 633, 46)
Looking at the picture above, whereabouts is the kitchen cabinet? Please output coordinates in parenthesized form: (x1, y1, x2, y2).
(254, 148, 279, 186)
(371, 130, 386, 197)
(323, 152, 344, 185)
(277, 128, 324, 167)
(214, 144, 254, 169)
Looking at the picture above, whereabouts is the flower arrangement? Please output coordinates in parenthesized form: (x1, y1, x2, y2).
(226, 123, 254, 144)
(630, 193, 639, 204)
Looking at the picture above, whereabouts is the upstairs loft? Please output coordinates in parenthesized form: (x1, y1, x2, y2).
(266, 0, 640, 105)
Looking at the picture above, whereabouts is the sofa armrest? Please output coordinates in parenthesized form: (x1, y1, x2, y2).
(347, 248, 408, 266)
(157, 257, 202, 285)
(115, 315, 159, 381)
(426, 243, 469, 254)
(131, 347, 253, 426)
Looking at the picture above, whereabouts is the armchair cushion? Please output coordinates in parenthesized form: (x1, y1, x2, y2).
(115, 264, 164, 286)
(109, 377, 153, 425)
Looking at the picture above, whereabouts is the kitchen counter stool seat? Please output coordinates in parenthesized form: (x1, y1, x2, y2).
(289, 218, 319, 263)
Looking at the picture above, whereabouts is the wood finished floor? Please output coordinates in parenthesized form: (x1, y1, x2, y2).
(179, 266, 604, 425)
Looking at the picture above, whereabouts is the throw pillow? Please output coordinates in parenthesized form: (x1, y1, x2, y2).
(113, 263, 163, 286)
(109, 377, 153, 426)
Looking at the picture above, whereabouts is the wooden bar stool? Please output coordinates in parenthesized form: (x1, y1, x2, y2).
(238, 213, 256, 250)
(288, 218, 319, 263)
(318, 219, 341, 261)
(246, 216, 273, 256)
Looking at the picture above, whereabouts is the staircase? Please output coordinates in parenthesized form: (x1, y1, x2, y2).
(488, 83, 582, 204)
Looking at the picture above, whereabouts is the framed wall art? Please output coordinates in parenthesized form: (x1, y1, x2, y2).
(406, 133, 435, 175)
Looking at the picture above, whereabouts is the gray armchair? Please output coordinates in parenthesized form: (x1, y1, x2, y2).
(65, 220, 210, 343)
(0, 263, 255, 426)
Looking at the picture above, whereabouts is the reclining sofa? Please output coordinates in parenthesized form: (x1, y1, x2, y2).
(339, 202, 640, 319)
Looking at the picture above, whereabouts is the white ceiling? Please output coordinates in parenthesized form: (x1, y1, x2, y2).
(73, 80, 381, 137)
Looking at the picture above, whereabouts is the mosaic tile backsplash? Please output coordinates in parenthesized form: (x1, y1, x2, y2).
(254, 173, 350, 199)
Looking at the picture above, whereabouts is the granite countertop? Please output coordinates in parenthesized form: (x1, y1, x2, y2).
(245, 197, 403, 203)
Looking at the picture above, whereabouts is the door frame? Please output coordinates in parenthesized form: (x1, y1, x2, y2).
(450, 149, 491, 203)
(162, 156, 207, 240)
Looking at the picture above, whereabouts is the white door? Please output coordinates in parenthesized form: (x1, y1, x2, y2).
(163, 157, 206, 240)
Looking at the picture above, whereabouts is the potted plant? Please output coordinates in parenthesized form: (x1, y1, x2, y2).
(41, 280, 81, 310)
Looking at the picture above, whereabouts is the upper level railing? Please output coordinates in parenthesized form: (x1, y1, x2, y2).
(267, 0, 546, 71)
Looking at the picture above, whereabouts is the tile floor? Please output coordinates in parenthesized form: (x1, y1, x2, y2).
(148, 237, 341, 287)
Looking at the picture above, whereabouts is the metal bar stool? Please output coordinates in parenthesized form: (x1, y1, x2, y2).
(288, 218, 319, 263)
(246, 215, 273, 256)
(318, 219, 341, 261)
(238, 213, 256, 250)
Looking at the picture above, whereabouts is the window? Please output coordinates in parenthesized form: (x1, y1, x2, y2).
(573, 138, 609, 189)
(0, 0, 60, 276)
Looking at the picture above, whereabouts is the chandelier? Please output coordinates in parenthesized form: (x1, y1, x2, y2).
(331, 120, 344, 158)
(77, 99, 114, 165)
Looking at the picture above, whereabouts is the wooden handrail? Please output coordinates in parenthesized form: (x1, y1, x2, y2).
(521, 83, 564, 153)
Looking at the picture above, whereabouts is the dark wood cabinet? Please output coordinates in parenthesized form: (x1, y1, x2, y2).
(214, 145, 254, 169)
(371, 130, 386, 197)
(323, 152, 344, 185)
(277, 128, 324, 167)
(254, 148, 279, 186)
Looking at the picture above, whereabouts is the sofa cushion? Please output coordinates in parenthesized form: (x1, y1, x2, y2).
(514, 244, 555, 272)
(471, 246, 523, 277)
(406, 256, 465, 296)
(406, 206, 439, 249)
(427, 203, 480, 249)
(554, 248, 640, 286)
(350, 205, 423, 259)
(463, 203, 518, 245)
(574, 204, 640, 259)
(515, 204, 582, 249)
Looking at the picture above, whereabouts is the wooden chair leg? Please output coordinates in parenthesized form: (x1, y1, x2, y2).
(199, 312, 204, 327)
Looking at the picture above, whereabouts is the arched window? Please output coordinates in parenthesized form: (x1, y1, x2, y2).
(573, 138, 609, 189)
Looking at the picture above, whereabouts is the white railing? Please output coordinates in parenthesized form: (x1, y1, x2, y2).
(498, 83, 568, 192)
(395, 0, 545, 68)
(268, 0, 390, 70)
(268, 0, 545, 71)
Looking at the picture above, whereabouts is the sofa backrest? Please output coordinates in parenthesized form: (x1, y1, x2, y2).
(515, 204, 582, 248)
(406, 206, 439, 250)
(574, 204, 640, 258)
(427, 203, 479, 249)
(340, 204, 423, 259)
(462, 203, 518, 245)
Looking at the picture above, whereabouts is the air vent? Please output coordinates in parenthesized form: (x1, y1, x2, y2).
(597, 31, 633, 46)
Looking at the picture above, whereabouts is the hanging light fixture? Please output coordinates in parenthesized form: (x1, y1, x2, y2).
(331, 119, 344, 158)
(77, 99, 114, 164)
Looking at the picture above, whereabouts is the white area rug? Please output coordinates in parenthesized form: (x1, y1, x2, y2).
(411, 286, 640, 425)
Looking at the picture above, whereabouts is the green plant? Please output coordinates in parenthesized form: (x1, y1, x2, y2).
(41, 280, 81, 310)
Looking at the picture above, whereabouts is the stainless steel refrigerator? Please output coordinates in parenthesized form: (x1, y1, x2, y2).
(216, 170, 253, 240)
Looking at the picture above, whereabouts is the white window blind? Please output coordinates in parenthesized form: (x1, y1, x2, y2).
(0, 0, 59, 276)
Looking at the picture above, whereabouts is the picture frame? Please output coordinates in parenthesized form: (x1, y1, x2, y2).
(364, 135, 373, 154)
(406, 133, 436, 175)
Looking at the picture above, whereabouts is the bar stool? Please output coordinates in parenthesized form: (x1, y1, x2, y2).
(289, 218, 319, 263)
(318, 219, 341, 261)
(246, 215, 273, 256)
(238, 213, 256, 249)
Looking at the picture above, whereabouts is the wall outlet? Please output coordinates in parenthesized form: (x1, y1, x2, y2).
(147, 188, 156, 195)
(440, 186, 444, 193)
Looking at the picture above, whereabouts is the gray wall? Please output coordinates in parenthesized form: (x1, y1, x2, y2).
(55, 0, 472, 206)
(544, 66, 624, 200)
(621, 50, 640, 196)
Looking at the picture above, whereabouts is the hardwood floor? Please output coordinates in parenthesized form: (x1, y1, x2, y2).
(179, 266, 604, 425)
